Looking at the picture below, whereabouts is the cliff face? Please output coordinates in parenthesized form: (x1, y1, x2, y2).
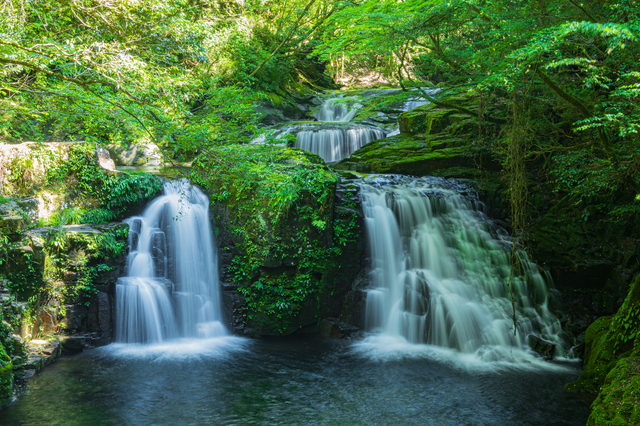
(0, 142, 162, 405)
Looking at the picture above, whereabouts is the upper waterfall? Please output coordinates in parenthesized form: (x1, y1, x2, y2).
(116, 179, 227, 344)
(358, 175, 571, 364)
(315, 97, 361, 122)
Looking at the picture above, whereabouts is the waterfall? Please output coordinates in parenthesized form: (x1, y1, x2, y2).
(315, 97, 360, 122)
(359, 176, 569, 362)
(295, 127, 385, 163)
(403, 99, 430, 111)
(116, 179, 227, 344)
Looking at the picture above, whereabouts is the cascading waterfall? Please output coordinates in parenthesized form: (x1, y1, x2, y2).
(116, 179, 227, 344)
(295, 127, 385, 163)
(315, 97, 360, 122)
(360, 176, 569, 362)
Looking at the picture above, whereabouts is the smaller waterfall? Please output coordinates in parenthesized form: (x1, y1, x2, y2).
(116, 179, 227, 344)
(315, 97, 361, 122)
(359, 176, 570, 363)
(295, 127, 385, 163)
(401, 88, 440, 111)
(403, 99, 430, 111)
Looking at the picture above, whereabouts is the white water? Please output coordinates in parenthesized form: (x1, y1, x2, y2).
(315, 97, 361, 122)
(358, 176, 571, 364)
(116, 179, 227, 344)
(295, 127, 385, 163)
(402, 88, 440, 111)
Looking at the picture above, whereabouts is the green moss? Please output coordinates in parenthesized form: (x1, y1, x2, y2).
(3, 243, 46, 300)
(0, 343, 12, 405)
(567, 316, 616, 393)
(398, 104, 452, 135)
(588, 357, 640, 426)
(568, 273, 640, 425)
(332, 133, 482, 176)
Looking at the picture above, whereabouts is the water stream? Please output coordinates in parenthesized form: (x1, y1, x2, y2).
(295, 126, 384, 163)
(356, 176, 571, 365)
(116, 179, 227, 343)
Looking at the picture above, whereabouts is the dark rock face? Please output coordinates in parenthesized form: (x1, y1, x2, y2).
(213, 177, 366, 337)
(528, 335, 557, 359)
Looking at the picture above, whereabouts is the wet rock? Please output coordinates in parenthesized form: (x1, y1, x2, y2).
(60, 334, 99, 355)
(319, 318, 360, 339)
(528, 335, 556, 359)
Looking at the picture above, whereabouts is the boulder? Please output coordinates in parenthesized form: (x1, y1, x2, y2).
(105, 143, 166, 167)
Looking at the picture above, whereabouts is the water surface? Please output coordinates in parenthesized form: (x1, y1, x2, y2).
(0, 336, 591, 425)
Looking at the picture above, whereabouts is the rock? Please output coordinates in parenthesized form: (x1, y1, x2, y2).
(528, 335, 556, 359)
(567, 274, 640, 394)
(588, 357, 640, 425)
(0, 215, 25, 236)
(62, 224, 102, 235)
(0, 344, 12, 405)
(333, 133, 489, 177)
(95, 144, 116, 171)
(398, 104, 452, 135)
(195, 145, 364, 336)
(60, 334, 98, 355)
(105, 143, 166, 166)
(318, 318, 360, 339)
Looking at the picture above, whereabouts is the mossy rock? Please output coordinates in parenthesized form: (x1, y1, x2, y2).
(588, 357, 640, 426)
(332, 133, 495, 177)
(567, 316, 616, 393)
(568, 273, 640, 426)
(2, 240, 46, 301)
(398, 104, 453, 135)
(569, 275, 640, 392)
(0, 344, 12, 406)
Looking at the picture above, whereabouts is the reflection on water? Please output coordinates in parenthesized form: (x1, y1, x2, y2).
(0, 336, 590, 426)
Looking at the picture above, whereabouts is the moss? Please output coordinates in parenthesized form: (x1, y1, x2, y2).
(567, 316, 616, 393)
(588, 357, 640, 426)
(567, 274, 640, 424)
(332, 133, 487, 176)
(398, 104, 452, 135)
(569, 275, 640, 393)
(0, 343, 12, 405)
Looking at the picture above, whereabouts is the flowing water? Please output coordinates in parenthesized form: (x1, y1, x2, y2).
(0, 336, 590, 426)
(314, 96, 361, 122)
(295, 126, 385, 163)
(252, 94, 387, 162)
(356, 175, 571, 364)
(293, 96, 385, 162)
(116, 179, 227, 343)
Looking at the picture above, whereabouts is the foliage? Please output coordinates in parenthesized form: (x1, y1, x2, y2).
(192, 144, 352, 333)
(44, 226, 127, 308)
(313, 0, 640, 236)
(0, 0, 342, 156)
